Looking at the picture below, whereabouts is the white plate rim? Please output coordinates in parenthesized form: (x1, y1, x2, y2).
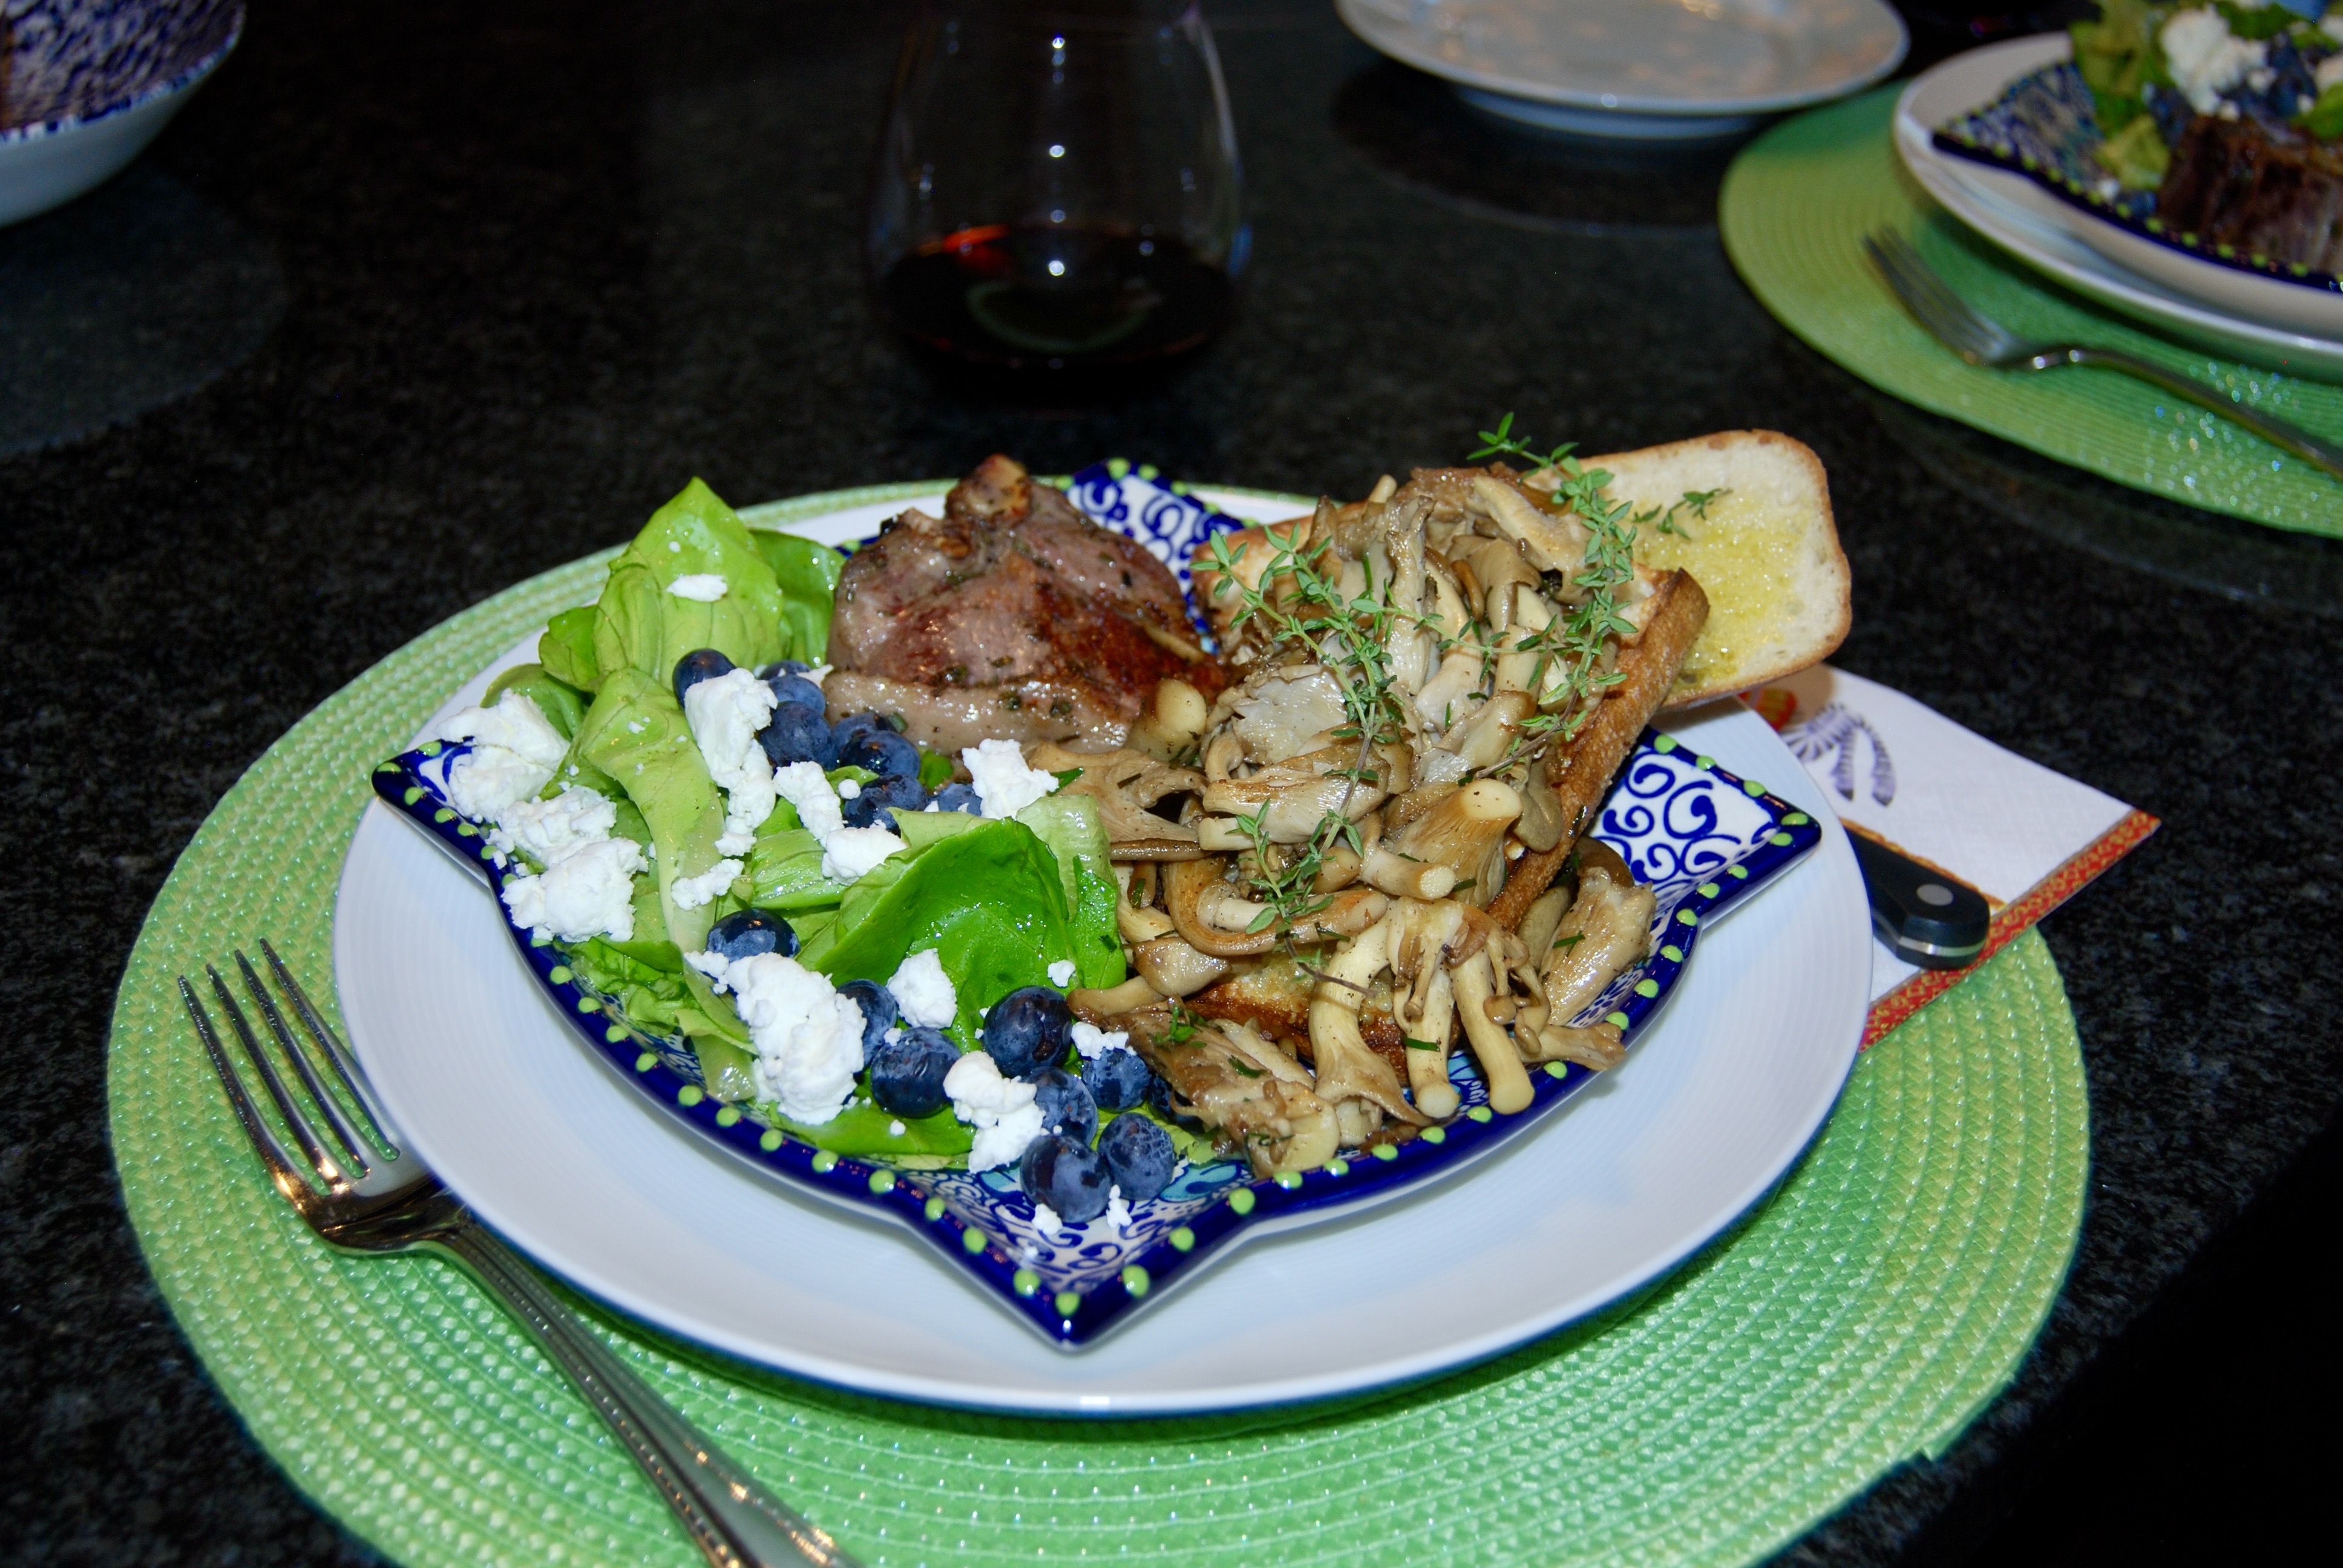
(334, 484, 1873, 1415)
(1335, 0, 1909, 118)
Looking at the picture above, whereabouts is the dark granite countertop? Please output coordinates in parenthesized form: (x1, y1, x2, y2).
(5, 2, 2338, 1563)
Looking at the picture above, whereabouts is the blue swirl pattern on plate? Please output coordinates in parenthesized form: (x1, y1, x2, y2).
(372, 469, 1822, 1347)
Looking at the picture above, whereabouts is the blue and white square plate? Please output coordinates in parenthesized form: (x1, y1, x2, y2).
(338, 472, 1871, 1411)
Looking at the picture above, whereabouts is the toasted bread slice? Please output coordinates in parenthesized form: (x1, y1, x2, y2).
(1586, 430, 1849, 709)
(1486, 567, 1708, 930)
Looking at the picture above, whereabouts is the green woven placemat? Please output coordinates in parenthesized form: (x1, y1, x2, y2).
(1722, 85, 2343, 537)
(109, 492, 2090, 1567)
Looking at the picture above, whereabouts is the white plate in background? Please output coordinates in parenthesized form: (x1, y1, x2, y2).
(1339, 0, 1907, 139)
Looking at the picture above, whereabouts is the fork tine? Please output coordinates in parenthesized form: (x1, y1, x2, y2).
(206, 964, 349, 1187)
(1869, 230, 2011, 361)
(260, 938, 402, 1155)
(234, 950, 381, 1172)
(180, 977, 312, 1193)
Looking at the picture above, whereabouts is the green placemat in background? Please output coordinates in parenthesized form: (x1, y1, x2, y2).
(110, 494, 2091, 1567)
(1723, 87, 2343, 537)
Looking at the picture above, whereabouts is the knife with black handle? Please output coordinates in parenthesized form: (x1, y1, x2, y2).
(1848, 832, 1990, 970)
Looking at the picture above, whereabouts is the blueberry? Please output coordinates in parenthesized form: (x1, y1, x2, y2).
(982, 985, 1073, 1079)
(1018, 1132, 1112, 1223)
(830, 713, 894, 758)
(1098, 1114, 1176, 1203)
(758, 701, 835, 768)
(929, 781, 983, 814)
(672, 648, 735, 710)
(705, 907, 796, 963)
(1081, 1047, 1154, 1112)
(842, 771, 924, 829)
(1030, 1067, 1098, 1146)
(835, 724, 921, 781)
(836, 978, 897, 1059)
(765, 671, 825, 713)
(868, 1026, 958, 1119)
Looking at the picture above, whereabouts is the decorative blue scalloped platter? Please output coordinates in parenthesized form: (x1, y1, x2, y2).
(373, 468, 1822, 1347)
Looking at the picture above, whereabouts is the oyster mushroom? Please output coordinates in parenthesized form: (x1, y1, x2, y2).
(1028, 741, 1205, 860)
(1541, 840, 1656, 1021)
(1387, 777, 1521, 906)
(1304, 915, 1427, 1126)
(1470, 474, 1589, 575)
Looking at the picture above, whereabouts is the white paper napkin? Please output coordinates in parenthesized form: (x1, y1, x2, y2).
(1741, 665, 2157, 1033)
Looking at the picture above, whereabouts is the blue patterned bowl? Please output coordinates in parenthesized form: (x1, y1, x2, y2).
(1, 1, 243, 226)
(374, 468, 1824, 1347)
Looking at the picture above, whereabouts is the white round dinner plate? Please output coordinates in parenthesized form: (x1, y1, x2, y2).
(1337, 0, 1907, 139)
(1897, 34, 2343, 356)
(333, 485, 1873, 1415)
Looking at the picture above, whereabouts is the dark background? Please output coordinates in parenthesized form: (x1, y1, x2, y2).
(4, 2, 2338, 1563)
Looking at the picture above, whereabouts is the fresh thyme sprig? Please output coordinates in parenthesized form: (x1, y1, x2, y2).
(1636, 486, 1728, 539)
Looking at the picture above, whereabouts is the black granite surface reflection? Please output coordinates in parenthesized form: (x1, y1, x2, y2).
(2, 3, 2339, 1564)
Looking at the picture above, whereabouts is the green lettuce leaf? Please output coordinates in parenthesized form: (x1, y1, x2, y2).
(591, 480, 794, 686)
(1014, 794, 1127, 987)
(747, 529, 847, 662)
(799, 818, 1083, 1047)
(538, 606, 602, 691)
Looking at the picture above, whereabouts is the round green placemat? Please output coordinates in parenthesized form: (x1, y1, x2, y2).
(110, 494, 2090, 1567)
(1722, 85, 2343, 538)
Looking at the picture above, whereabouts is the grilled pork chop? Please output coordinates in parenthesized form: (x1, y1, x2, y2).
(827, 455, 1224, 751)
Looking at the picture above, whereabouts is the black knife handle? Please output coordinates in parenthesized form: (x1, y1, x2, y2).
(1848, 832, 1990, 970)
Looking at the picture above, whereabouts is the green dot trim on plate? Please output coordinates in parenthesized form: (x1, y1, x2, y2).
(1722, 86, 2343, 538)
(105, 492, 2089, 1568)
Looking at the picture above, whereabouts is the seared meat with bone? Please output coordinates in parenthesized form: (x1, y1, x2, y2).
(825, 455, 1223, 752)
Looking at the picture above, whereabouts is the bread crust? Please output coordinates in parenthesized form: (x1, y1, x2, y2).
(1487, 567, 1710, 930)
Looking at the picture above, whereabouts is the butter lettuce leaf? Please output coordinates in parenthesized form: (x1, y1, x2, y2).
(799, 819, 1083, 1048)
(747, 528, 847, 662)
(592, 479, 793, 685)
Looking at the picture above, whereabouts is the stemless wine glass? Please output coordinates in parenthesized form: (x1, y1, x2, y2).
(867, 0, 1247, 387)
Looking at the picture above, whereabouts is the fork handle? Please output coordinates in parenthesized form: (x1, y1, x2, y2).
(2045, 346, 2343, 480)
(433, 1224, 859, 1568)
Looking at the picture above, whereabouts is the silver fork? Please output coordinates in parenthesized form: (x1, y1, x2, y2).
(179, 941, 860, 1568)
(1863, 227, 2343, 481)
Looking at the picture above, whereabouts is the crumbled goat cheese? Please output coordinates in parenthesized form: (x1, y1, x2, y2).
(669, 857, 744, 909)
(489, 783, 620, 868)
(434, 690, 568, 820)
(888, 1119, 905, 1136)
(683, 949, 730, 985)
(804, 663, 833, 685)
(960, 737, 1060, 819)
(1031, 1201, 1065, 1238)
(666, 573, 727, 601)
(500, 837, 645, 942)
(1047, 959, 1076, 987)
(773, 761, 845, 840)
(945, 1051, 1047, 1172)
(713, 952, 866, 1123)
(2162, 8, 2266, 114)
(1105, 1186, 1132, 1232)
(821, 825, 904, 880)
(667, 540, 681, 552)
(682, 667, 781, 854)
(1070, 1020, 1129, 1060)
(887, 949, 957, 1028)
(837, 777, 862, 799)
(2319, 51, 2343, 91)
